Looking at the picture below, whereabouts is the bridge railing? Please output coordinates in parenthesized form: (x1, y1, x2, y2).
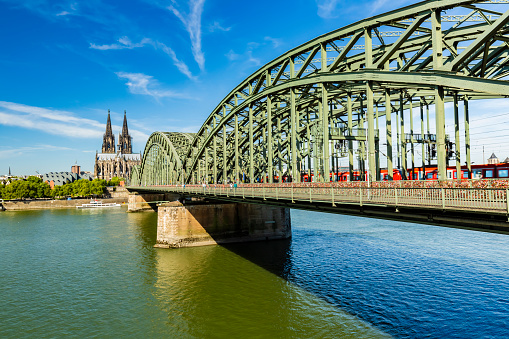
(143, 184, 509, 214)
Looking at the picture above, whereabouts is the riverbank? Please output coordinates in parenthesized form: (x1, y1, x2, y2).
(0, 197, 127, 211)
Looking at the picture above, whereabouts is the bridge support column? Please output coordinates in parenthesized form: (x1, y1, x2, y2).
(155, 203, 291, 248)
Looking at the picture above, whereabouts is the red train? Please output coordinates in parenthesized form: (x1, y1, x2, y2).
(297, 162, 509, 182)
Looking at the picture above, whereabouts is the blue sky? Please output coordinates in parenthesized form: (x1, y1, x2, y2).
(1, 0, 508, 175)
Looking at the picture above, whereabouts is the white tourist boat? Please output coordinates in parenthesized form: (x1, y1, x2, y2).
(76, 200, 121, 209)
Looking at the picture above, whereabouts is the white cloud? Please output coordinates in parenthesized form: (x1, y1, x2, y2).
(0, 101, 149, 141)
(264, 36, 282, 49)
(316, 0, 341, 19)
(156, 42, 197, 80)
(168, 0, 206, 71)
(115, 72, 187, 99)
(209, 21, 231, 32)
(90, 36, 197, 80)
(0, 145, 74, 159)
(225, 49, 240, 61)
(56, 10, 70, 16)
(89, 36, 152, 50)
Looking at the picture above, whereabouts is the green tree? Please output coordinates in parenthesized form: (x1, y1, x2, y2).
(107, 177, 124, 186)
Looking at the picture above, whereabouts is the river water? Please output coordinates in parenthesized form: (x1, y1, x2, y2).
(0, 207, 508, 338)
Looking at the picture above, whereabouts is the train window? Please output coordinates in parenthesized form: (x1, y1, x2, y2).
(448, 171, 452, 179)
(413, 173, 417, 179)
(473, 169, 482, 179)
(462, 171, 468, 179)
(427, 173, 434, 179)
(453, 172, 457, 179)
(485, 170, 494, 178)
(498, 169, 509, 178)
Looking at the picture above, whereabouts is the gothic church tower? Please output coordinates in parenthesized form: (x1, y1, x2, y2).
(117, 110, 132, 154)
(101, 110, 116, 153)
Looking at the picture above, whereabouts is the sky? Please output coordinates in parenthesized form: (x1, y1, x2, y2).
(1, 0, 509, 176)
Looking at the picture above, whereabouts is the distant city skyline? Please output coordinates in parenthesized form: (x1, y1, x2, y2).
(2, 0, 509, 176)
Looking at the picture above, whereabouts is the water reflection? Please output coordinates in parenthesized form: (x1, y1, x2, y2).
(153, 241, 390, 338)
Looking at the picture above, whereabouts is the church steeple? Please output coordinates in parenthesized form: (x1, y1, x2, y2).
(117, 110, 132, 154)
(101, 109, 116, 153)
(122, 110, 129, 136)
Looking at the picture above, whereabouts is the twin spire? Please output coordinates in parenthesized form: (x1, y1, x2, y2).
(101, 109, 132, 154)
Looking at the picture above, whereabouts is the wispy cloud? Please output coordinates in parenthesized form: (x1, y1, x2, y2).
(115, 72, 187, 99)
(0, 101, 149, 141)
(209, 21, 231, 32)
(90, 36, 152, 50)
(156, 42, 197, 80)
(264, 36, 282, 49)
(168, 0, 206, 71)
(0, 145, 73, 159)
(316, 0, 341, 19)
(90, 36, 197, 80)
(56, 10, 71, 16)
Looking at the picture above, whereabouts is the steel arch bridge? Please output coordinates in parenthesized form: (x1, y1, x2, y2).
(131, 0, 509, 186)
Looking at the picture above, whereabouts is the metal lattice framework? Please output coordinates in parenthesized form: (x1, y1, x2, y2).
(133, 0, 509, 185)
(131, 132, 195, 186)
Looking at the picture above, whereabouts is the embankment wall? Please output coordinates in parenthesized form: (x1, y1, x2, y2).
(1, 197, 127, 211)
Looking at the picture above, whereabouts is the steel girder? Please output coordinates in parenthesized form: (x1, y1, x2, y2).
(134, 0, 509, 185)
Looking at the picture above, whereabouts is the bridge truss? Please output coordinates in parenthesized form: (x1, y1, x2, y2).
(131, 0, 509, 185)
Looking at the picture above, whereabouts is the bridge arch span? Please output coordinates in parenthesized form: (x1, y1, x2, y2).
(135, 132, 195, 186)
(133, 0, 509, 185)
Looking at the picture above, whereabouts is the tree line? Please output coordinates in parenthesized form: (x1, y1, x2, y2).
(0, 176, 125, 200)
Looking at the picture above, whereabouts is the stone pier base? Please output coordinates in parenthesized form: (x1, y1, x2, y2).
(155, 203, 291, 248)
(128, 192, 180, 212)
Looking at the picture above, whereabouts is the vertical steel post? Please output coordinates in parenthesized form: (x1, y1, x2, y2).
(420, 98, 425, 180)
(386, 89, 393, 180)
(464, 96, 472, 179)
(249, 104, 254, 183)
(454, 92, 461, 180)
(321, 43, 330, 182)
(396, 94, 401, 171)
(410, 97, 415, 180)
(307, 110, 311, 181)
(235, 114, 239, 183)
(348, 92, 354, 181)
(290, 57, 298, 182)
(277, 117, 282, 182)
(375, 104, 380, 181)
(322, 83, 330, 182)
(400, 91, 407, 180)
(223, 124, 227, 183)
(213, 119, 217, 183)
(432, 9, 446, 181)
(267, 98, 274, 183)
(435, 86, 447, 181)
(366, 81, 376, 181)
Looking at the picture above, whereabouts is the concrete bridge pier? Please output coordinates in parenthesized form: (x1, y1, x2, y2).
(155, 203, 291, 248)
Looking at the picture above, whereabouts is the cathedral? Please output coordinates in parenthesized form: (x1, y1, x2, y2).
(94, 110, 141, 181)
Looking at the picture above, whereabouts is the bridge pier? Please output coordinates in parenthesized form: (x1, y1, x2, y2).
(155, 203, 291, 248)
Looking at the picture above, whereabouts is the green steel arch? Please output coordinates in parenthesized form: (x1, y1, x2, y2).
(135, 0, 509, 185)
(130, 165, 141, 186)
(135, 132, 195, 186)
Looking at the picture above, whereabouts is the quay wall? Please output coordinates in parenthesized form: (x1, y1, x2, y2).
(0, 197, 127, 211)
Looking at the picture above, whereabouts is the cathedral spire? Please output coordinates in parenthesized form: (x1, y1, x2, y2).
(106, 109, 113, 137)
(117, 110, 132, 154)
(101, 109, 115, 153)
(122, 110, 129, 136)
